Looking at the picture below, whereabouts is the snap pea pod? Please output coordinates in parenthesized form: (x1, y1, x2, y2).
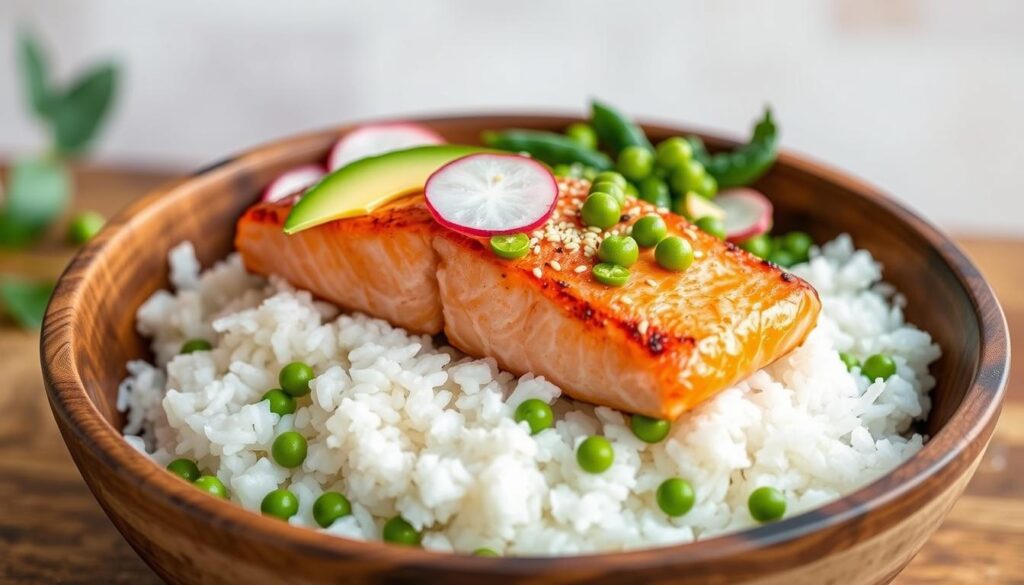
(482, 129, 613, 171)
(701, 108, 778, 188)
(590, 100, 654, 155)
(685, 135, 712, 166)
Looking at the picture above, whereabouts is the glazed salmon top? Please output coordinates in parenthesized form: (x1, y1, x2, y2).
(237, 178, 821, 418)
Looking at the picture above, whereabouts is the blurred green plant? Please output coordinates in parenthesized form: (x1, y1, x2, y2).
(0, 278, 55, 329)
(0, 26, 119, 328)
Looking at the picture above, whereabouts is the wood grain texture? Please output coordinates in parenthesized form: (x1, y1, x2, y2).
(4, 113, 1011, 581)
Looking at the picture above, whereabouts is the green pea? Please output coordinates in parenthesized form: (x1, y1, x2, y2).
(655, 137, 694, 171)
(630, 415, 671, 443)
(565, 123, 598, 150)
(782, 231, 814, 263)
(473, 547, 500, 557)
(739, 234, 773, 259)
(166, 458, 201, 482)
(638, 185, 671, 209)
(838, 352, 860, 372)
(748, 486, 786, 522)
(694, 173, 718, 199)
(617, 145, 654, 181)
(261, 389, 297, 416)
(624, 182, 639, 201)
(638, 176, 670, 206)
(576, 436, 615, 473)
(67, 210, 105, 245)
(598, 235, 639, 268)
(514, 398, 554, 435)
(631, 215, 668, 248)
(592, 263, 630, 287)
(279, 361, 314, 397)
(590, 181, 626, 206)
(261, 488, 299, 520)
(861, 354, 896, 381)
(580, 192, 621, 229)
(194, 475, 228, 498)
(655, 236, 694, 272)
(767, 248, 796, 268)
(656, 477, 696, 517)
(552, 164, 573, 177)
(490, 233, 530, 260)
(271, 431, 308, 468)
(382, 516, 421, 546)
(313, 491, 351, 528)
(669, 159, 707, 194)
(180, 338, 212, 354)
(694, 216, 725, 239)
(593, 171, 627, 190)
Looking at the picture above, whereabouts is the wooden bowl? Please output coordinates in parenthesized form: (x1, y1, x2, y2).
(41, 115, 1009, 584)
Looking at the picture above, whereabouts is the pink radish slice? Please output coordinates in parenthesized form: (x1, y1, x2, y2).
(328, 123, 445, 171)
(424, 153, 558, 237)
(261, 164, 326, 203)
(717, 188, 774, 242)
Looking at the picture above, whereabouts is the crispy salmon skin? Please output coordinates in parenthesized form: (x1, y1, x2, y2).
(236, 178, 821, 419)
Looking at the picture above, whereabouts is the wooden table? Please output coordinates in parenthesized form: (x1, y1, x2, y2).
(1, 165, 1021, 584)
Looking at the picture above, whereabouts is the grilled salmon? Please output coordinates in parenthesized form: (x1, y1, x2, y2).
(236, 178, 820, 419)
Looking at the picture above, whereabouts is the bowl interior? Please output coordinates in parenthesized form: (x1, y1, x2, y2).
(70, 116, 981, 441)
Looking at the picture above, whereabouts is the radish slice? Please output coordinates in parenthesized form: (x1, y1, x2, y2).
(717, 188, 774, 242)
(262, 164, 325, 203)
(328, 123, 445, 171)
(424, 153, 558, 237)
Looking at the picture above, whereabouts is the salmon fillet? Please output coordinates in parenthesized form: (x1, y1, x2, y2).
(236, 179, 821, 419)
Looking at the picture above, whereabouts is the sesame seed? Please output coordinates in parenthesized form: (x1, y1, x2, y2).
(621, 296, 634, 305)
(574, 265, 588, 273)
(532, 267, 543, 278)
(646, 278, 657, 287)
(550, 260, 562, 271)
(586, 226, 602, 233)
(533, 245, 541, 255)
(638, 320, 650, 335)
(694, 251, 704, 259)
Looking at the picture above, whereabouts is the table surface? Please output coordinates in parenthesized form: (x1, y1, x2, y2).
(1, 165, 1021, 584)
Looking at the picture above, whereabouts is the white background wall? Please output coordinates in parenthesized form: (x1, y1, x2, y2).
(1, 0, 1022, 234)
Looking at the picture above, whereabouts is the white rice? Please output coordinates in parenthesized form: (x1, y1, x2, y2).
(118, 235, 940, 555)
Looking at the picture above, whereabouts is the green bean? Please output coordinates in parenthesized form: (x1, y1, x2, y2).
(702, 107, 779, 188)
(482, 129, 613, 170)
(590, 100, 653, 155)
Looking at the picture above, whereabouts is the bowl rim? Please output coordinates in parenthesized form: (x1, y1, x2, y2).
(41, 113, 1009, 574)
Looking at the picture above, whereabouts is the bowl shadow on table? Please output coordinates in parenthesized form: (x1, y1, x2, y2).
(41, 116, 1007, 584)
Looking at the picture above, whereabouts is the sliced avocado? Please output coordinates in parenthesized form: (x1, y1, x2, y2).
(284, 145, 488, 234)
(678, 191, 725, 222)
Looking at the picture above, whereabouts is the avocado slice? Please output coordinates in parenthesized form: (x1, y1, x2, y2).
(675, 191, 725, 221)
(283, 144, 488, 234)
